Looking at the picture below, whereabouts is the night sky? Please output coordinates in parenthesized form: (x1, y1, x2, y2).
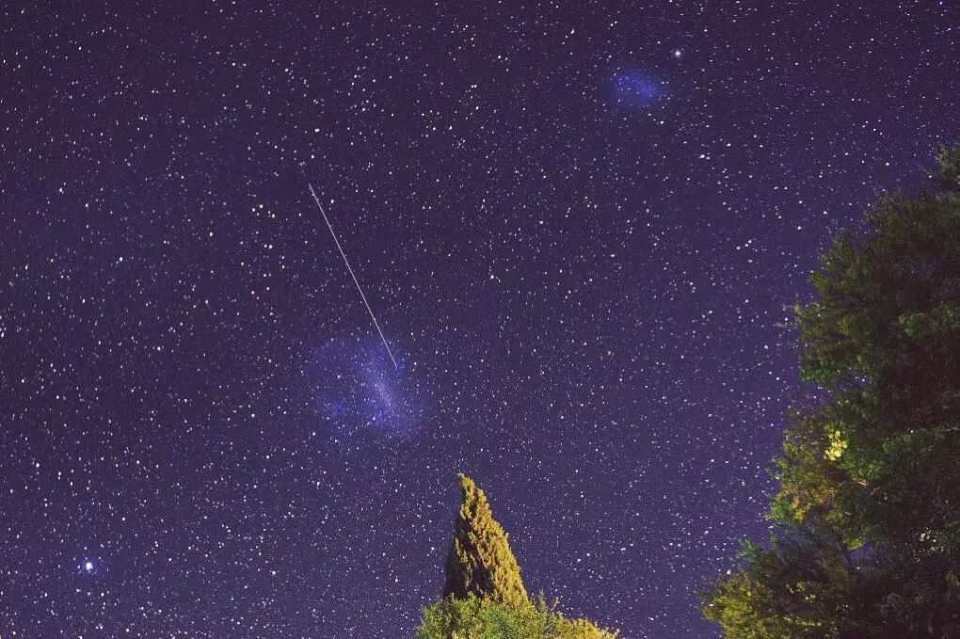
(1, 2, 957, 637)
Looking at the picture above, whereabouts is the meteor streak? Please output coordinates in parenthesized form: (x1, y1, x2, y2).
(308, 184, 399, 369)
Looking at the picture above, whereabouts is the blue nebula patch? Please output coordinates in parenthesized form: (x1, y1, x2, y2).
(609, 70, 666, 109)
(301, 336, 427, 440)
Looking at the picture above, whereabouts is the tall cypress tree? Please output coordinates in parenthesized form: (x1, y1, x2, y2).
(442, 474, 530, 609)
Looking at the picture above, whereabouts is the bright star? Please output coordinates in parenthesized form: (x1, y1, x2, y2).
(83, 560, 94, 572)
(672, 48, 683, 58)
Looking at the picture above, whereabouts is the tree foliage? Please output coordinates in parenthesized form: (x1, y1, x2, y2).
(419, 475, 618, 638)
(703, 528, 855, 639)
(416, 596, 617, 639)
(704, 148, 960, 638)
(443, 474, 530, 609)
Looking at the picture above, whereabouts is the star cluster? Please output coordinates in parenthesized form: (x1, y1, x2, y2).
(1, 2, 957, 637)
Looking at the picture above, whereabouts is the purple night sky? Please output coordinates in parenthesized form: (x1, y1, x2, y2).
(1, 2, 957, 637)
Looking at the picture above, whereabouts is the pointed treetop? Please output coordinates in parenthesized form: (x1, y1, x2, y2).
(442, 474, 530, 608)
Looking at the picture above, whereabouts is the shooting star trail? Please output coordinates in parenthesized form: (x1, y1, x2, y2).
(308, 183, 399, 370)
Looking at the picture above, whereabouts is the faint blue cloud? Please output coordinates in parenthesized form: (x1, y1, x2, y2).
(303, 336, 427, 440)
(609, 69, 667, 109)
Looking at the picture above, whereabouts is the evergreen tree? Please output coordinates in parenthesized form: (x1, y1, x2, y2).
(418, 474, 618, 638)
(703, 148, 960, 638)
(443, 474, 530, 609)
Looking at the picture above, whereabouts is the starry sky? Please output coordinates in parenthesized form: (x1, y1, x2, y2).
(1, 2, 957, 637)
